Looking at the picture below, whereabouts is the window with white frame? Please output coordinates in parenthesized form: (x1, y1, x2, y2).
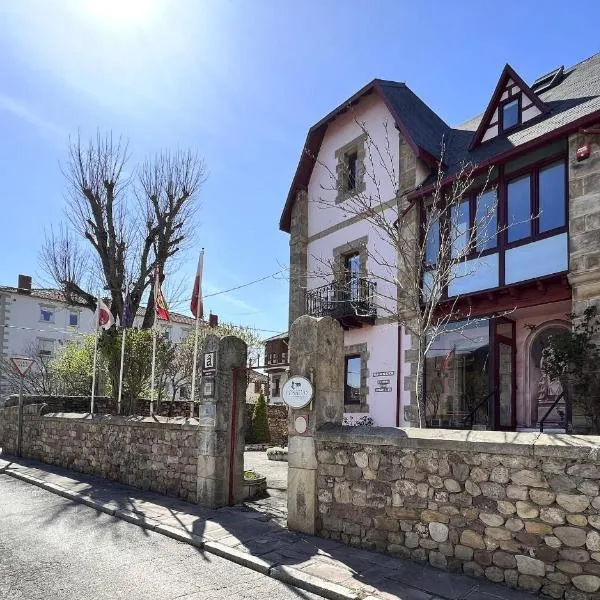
(69, 312, 79, 327)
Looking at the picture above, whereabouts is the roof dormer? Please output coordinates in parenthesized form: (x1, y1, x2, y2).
(469, 64, 549, 150)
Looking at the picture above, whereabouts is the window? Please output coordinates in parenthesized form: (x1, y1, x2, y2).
(40, 307, 54, 323)
(539, 161, 566, 233)
(272, 376, 280, 397)
(450, 201, 470, 259)
(38, 338, 54, 361)
(254, 381, 262, 394)
(475, 191, 497, 251)
(281, 352, 287, 364)
(507, 175, 531, 242)
(501, 98, 520, 131)
(424, 207, 440, 266)
(69, 312, 79, 327)
(425, 320, 490, 427)
(346, 151, 358, 192)
(344, 252, 361, 300)
(344, 355, 361, 405)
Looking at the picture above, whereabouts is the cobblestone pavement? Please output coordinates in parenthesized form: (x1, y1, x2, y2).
(0, 455, 537, 600)
(245, 450, 288, 526)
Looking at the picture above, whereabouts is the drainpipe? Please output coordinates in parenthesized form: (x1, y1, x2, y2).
(396, 322, 402, 427)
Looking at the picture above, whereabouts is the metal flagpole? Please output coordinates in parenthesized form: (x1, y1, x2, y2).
(117, 321, 126, 415)
(90, 295, 100, 415)
(190, 307, 200, 418)
(150, 320, 157, 417)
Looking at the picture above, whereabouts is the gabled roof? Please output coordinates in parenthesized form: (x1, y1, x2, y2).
(408, 52, 600, 198)
(468, 63, 549, 150)
(279, 79, 451, 232)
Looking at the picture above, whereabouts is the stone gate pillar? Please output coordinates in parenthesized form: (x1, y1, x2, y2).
(286, 315, 344, 534)
(196, 335, 247, 508)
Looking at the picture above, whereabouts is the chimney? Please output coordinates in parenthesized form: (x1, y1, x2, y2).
(17, 274, 32, 294)
(209, 313, 219, 328)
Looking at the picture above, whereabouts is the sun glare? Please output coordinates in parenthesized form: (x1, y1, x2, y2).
(77, 0, 156, 27)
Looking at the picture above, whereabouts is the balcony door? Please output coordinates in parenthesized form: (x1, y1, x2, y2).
(344, 253, 360, 301)
(493, 319, 516, 430)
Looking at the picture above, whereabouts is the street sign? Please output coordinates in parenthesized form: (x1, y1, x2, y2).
(202, 351, 216, 376)
(373, 371, 394, 377)
(282, 376, 314, 409)
(10, 356, 34, 377)
(375, 386, 392, 393)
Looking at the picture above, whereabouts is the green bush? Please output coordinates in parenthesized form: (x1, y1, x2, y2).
(251, 393, 271, 443)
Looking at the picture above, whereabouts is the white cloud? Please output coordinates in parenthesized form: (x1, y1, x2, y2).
(0, 93, 65, 138)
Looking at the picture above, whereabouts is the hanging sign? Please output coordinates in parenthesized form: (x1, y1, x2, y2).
(282, 376, 314, 409)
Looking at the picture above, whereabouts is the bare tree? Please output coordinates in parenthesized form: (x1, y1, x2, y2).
(41, 133, 206, 328)
(307, 118, 503, 427)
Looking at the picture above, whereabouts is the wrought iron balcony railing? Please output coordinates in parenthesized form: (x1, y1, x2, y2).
(305, 278, 377, 327)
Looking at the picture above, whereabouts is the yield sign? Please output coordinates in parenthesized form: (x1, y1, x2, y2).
(10, 356, 35, 377)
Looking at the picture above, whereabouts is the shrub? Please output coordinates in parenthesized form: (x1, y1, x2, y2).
(251, 393, 271, 443)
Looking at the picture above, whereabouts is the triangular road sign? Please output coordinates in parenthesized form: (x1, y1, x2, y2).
(10, 356, 35, 377)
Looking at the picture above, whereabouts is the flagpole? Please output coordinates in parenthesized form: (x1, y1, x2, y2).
(190, 305, 201, 418)
(190, 248, 204, 419)
(150, 318, 157, 417)
(117, 323, 126, 415)
(90, 296, 100, 415)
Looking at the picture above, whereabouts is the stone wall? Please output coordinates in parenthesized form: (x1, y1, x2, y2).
(245, 404, 288, 446)
(4, 395, 195, 418)
(315, 426, 600, 598)
(0, 405, 200, 502)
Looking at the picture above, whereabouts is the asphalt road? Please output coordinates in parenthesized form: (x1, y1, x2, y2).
(0, 475, 320, 600)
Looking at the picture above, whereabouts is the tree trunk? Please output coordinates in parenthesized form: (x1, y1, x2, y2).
(414, 334, 426, 428)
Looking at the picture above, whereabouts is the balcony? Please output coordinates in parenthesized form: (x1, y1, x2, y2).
(305, 278, 377, 329)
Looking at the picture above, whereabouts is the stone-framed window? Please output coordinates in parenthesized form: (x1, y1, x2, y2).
(332, 237, 368, 284)
(344, 342, 369, 412)
(335, 133, 367, 203)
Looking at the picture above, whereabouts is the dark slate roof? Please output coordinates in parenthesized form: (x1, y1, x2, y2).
(417, 52, 600, 189)
(280, 52, 600, 224)
(263, 331, 288, 343)
(376, 81, 450, 163)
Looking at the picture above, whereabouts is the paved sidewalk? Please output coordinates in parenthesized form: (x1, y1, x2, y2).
(0, 455, 537, 600)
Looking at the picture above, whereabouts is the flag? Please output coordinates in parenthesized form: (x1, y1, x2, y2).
(191, 248, 204, 319)
(122, 291, 133, 329)
(97, 298, 114, 330)
(154, 269, 170, 321)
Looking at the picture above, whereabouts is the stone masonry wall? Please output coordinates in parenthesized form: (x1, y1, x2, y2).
(0, 405, 200, 502)
(315, 426, 600, 599)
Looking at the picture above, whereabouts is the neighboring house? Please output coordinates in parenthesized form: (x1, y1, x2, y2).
(0, 273, 197, 399)
(246, 369, 268, 404)
(264, 332, 289, 404)
(280, 52, 600, 432)
(0, 275, 96, 397)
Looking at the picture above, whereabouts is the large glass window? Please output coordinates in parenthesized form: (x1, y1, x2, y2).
(539, 161, 566, 232)
(475, 191, 497, 251)
(507, 175, 531, 242)
(424, 212, 440, 266)
(451, 201, 470, 259)
(425, 320, 490, 428)
(344, 355, 361, 405)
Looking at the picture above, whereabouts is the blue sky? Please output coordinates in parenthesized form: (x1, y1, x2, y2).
(1, 1, 598, 338)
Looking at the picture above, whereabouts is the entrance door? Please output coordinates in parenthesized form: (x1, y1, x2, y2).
(494, 319, 516, 430)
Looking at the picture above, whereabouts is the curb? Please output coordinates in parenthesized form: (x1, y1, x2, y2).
(3, 466, 359, 600)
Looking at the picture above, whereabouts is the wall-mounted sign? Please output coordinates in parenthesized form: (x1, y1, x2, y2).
(373, 371, 394, 377)
(375, 386, 392, 393)
(294, 415, 308, 434)
(199, 403, 215, 426)
(281, 376, 314, 409)
(377, 379, 390, 385)
(203, 379, 214, 397)
(202, 352, 216, 376)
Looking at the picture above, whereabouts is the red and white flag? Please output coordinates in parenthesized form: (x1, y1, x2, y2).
(154, 268, 170, 322)
(190, 248, 204, 319)
(97, 298, 114, 330)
